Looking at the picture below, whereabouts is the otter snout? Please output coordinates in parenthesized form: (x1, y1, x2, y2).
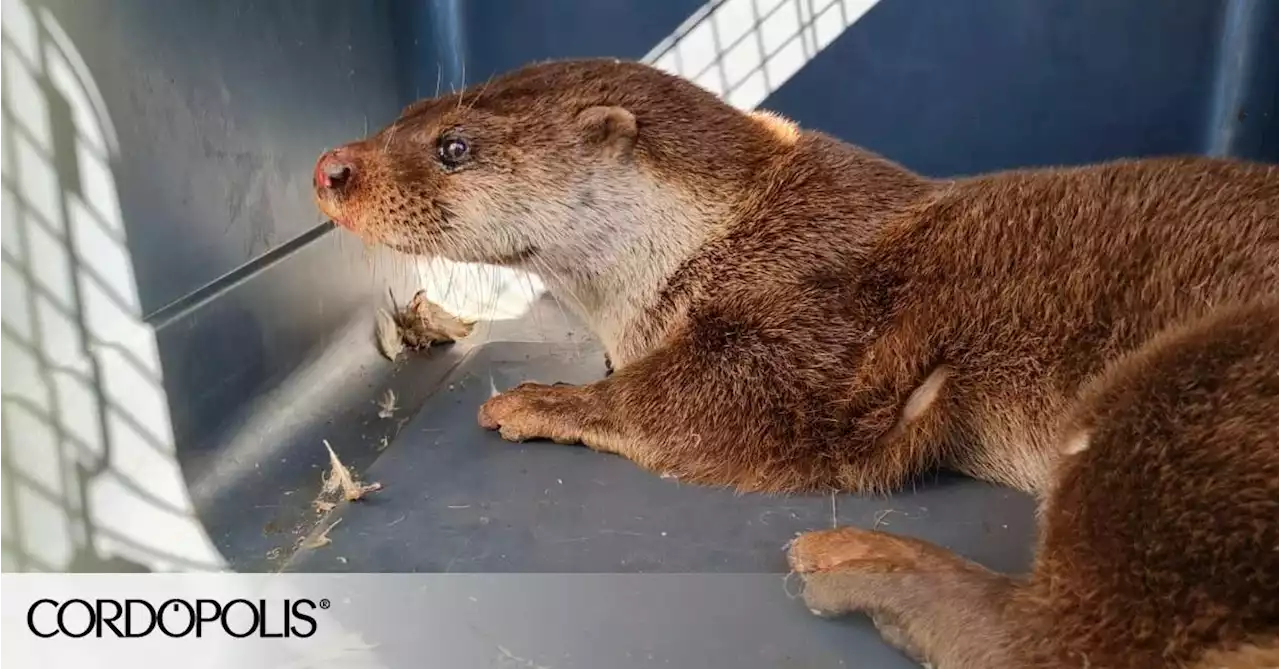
(313, 147, 363, 228)
(314, 148, 356, 192)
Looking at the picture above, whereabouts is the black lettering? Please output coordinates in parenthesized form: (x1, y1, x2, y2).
(259, 599, 283, 638)
(27, 599, 58, 638)
(124, 600, 156, 637)
(220, 600, 258, 638)
(58, 600, 95, 638)
(195, 600, 221, 639)
(96, 599, 124, 637)
(290, 600, 317, 638)
(156, 600, 195, 638)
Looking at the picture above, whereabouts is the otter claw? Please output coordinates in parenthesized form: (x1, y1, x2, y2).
(477, 383, 584, 446)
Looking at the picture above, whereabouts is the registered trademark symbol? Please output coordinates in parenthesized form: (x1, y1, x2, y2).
(319, 599, 331, 609)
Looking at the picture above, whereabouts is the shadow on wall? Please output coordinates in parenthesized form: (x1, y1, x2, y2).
(1, 0, 223, 572)
(412, 0, 876, 326)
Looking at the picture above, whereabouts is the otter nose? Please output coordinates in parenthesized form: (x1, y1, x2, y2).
(314, 150, 355, 191)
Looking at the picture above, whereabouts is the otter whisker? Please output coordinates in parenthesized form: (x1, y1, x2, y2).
(526, 252, 593, 352)
(455, 59, 469, 110)
(457, 227, 503, 322)
(498, 231, 555, 343)
(520, 266, 559, 350)
(431, 232, 465, 307)
(382, 120, 400, 154)
(536, 255, 593, 321)
(463, 73, 498, 113)
(480, 259, 500, 349)
(432, 230, 461, 303)
(466, 241, 499, 319)
(417, 237, 444, 309)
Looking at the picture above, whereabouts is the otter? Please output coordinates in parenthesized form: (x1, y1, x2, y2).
(314, 59, 1277, 668)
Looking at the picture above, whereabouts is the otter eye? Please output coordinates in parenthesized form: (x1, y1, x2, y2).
(437, 137, 469, 166)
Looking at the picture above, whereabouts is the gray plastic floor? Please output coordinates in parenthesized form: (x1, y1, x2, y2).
(285, 337, 1036, 666)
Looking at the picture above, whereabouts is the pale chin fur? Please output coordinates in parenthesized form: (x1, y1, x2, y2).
(372, 229, 418, 251)
(458, 169, 730, 367)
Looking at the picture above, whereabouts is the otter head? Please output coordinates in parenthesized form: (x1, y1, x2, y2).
(313, 59, 780, 359)
(315, 60, 764, 266)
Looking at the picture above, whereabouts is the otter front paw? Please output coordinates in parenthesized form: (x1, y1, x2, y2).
(477, 382, 585, 445)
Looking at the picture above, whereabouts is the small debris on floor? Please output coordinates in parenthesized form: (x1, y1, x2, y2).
(376, 389, 398, 418)
(374, 309, 404, 361)
(396, 289, 474, 347)
(301, 518, 342, 550)
(496, 644, 552, 669)
(321, 439, 383, 502)
(313, 500, 336, 514)
(376, 288, 474, 361)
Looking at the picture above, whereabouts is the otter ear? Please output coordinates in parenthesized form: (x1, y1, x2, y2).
(576, 106, 637, 159)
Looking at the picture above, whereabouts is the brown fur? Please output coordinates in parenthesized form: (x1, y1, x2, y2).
(1190, 638, 1279, 669)
(789, 302, 1277, 668)
(315, 59, 1278, 669)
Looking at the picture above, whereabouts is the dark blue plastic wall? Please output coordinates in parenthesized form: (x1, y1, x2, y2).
(448, 0, 1277, 174)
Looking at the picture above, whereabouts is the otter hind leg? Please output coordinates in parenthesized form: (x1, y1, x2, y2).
(788, 526, 1018, 668)
(789, 302, 1278, 668)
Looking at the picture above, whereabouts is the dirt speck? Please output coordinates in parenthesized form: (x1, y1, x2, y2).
(395, 289, 474, 347)
(496, 644, 552, 669)
(377, 388, 398, 418)
(320, 439, 383, 502)
(301, 518, 342, 550)
(378, 289, 474, 361)
(375, 308, 403, 361)
(313, 500, 336, 514)
(872, 509, 895, 530)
